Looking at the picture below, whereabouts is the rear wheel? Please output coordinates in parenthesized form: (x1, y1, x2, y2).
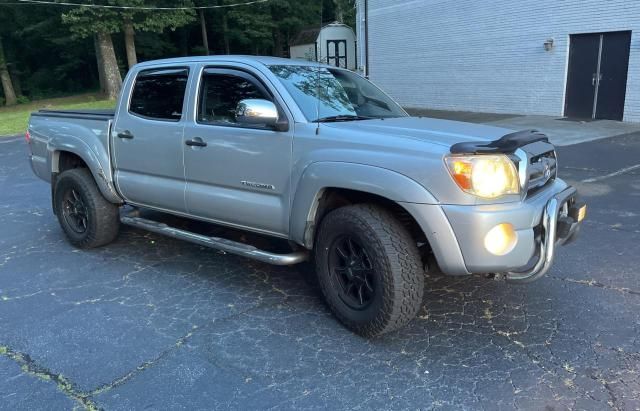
(315, 204, 424, 337)
(54, 168, 120, 248)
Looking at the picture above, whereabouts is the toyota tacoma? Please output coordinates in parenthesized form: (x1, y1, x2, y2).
(26, 56, 586, 337)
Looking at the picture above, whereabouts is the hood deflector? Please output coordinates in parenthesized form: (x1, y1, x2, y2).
(450, 129, 549, 155)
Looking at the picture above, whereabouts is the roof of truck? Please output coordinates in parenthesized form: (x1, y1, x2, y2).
(135, 55, 333, 69)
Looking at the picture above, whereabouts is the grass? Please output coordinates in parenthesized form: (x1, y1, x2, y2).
(0, 93, 116, 136)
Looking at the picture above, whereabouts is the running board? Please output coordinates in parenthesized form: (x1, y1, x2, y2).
(120, 215, 309, 266)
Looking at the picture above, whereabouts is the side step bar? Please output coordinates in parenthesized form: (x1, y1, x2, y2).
(120, 215, 309, 266)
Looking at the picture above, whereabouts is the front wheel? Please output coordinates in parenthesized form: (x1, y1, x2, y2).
(315, 204, 424, 337)
(54, 168, 120, 249)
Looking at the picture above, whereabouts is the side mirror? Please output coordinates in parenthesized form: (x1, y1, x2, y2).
(235, 99, 281, 128)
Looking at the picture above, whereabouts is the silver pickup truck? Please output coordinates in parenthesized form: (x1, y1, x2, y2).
(27, 56, 586, 336)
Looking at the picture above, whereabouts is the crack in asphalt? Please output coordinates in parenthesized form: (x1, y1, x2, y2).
(87, 325, 201, 398)
(0, 298, 285, 410)
(89, 300, 278, 397)
(550, 275, 640, 296)
(591, 373, 622, 411)
(0, 345, 101, 411)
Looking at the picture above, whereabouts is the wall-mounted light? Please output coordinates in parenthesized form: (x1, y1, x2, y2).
(543, 38, 554, 52)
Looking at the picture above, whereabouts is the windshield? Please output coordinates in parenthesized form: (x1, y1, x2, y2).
(269, 65, 408, 122)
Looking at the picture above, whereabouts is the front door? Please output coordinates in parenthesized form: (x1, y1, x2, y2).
(327, 40, 347, 68)
(565, 31, 631, 121)
(112, 67, 190, 212)
(182, 68, 293, 237)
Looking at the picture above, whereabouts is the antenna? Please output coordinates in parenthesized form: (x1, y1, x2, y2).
(315, 0, 323, 135)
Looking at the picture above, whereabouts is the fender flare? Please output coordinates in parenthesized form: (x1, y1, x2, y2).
(289, 162, 438, 247)
(49, 136, 122, 204)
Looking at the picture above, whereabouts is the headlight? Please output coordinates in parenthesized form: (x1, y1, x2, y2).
(445, 154, 520, 199)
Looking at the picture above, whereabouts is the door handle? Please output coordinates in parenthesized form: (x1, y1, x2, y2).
(185, 138, 207, 147)
(117, 130, 134, 139)
(592, 73, 604, 87)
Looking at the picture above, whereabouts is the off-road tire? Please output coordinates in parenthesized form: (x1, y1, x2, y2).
(315, 204, 424, 337)
(54, 168, 120, 248)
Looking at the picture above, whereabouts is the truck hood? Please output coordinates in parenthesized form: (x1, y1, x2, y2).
(324, 116, 514, 148)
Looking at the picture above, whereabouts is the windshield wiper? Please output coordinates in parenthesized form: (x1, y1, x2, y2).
(315, 115, 374, 123)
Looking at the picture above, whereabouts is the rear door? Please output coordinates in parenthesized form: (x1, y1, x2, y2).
(182, 66, 294, 237)
(112, 67, 190, 212)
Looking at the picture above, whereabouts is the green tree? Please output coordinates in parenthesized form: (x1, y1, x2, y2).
(227, 2, 273, 55)
(121, 1, 195, 68)
(62, 4, 123, 99)
(17, 5, 98, 99)
(268, 0, 321, 57)
(0, 0, 359, 106)
(332, 0, 355, 25)
(63, 1, 195, 99)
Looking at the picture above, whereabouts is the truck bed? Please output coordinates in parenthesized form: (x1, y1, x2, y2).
(32, 108, 115, 121)
(28, 108, 115, 186)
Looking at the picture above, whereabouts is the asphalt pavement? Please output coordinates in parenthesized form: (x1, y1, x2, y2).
(0, 132, 639, 410)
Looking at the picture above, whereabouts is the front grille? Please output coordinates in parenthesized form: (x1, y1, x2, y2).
(514, 141, 557, 198)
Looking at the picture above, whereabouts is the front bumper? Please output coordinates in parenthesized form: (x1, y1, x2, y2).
(401, 180, 585, 282)
(502, 186, 584, 283)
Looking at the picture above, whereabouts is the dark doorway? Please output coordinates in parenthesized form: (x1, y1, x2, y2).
(565, 31, 631, 121)
(327, 40, 347, 68)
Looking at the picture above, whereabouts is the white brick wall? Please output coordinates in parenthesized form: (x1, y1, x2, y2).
(364, 0, 640, 122)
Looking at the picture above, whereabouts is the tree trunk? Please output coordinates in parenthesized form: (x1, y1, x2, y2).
(0, 36, 17, 106)
(199, 10, 209, 55)
(96, 32, 122, 100)
(222, 13, 230, 54)
(94, 34, 106, 95)
(272, 29, 283, 57)
(123, 18, 138, 69)
(9, 68, 22, 97)
(178, 27, 189, 57)
(334, 0, 344, 22)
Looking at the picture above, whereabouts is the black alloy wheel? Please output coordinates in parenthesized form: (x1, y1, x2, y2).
(329, 235, 376, 310)
(315, 204, 425, 337)
(54, 168, 120, 248)
(61, 188, 88, 233)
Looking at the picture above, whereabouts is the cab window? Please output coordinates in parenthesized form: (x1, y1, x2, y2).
(198, 70, 271, 126)
(129, 68, 189, 121)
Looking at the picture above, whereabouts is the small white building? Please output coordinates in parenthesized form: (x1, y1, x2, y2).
(357, 0, 640, 122)
(289, 22, 357, 71)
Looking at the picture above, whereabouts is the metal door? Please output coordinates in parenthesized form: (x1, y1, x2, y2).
(112, 67, 190, 212)
(182, 67, 294, 237)
(565, 34, 600, 119)
(565, 31, 631, 120)
(595, 31, 632, 121)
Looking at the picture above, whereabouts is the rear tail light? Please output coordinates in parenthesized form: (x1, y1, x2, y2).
(25, 130, 31, 143)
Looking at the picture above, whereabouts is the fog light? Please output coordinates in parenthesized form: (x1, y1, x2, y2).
(484, 223, 518, 256)
(577, 205, 587, 222)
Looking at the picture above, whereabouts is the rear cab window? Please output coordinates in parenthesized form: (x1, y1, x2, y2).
(129, 68, 189, 121)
